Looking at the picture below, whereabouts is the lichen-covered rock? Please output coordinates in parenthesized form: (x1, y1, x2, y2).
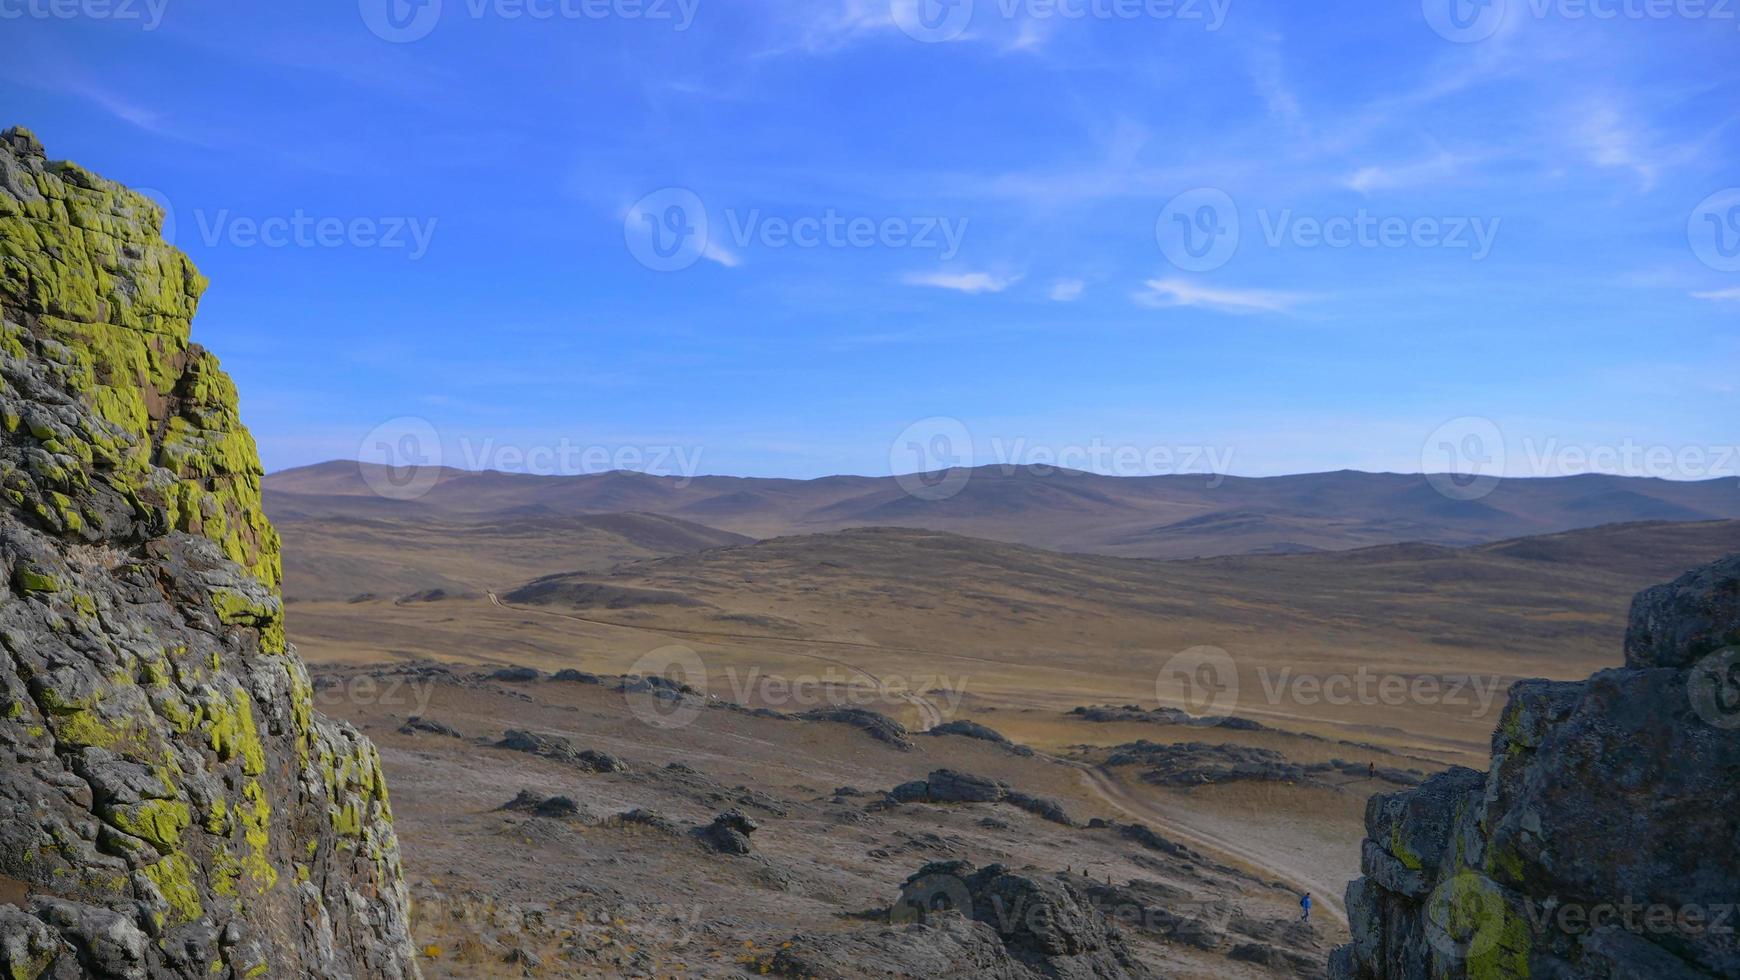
(1624, 557, 1740, 669)
(0, 126, 417, 978)
(1330, 554, 1740, 980)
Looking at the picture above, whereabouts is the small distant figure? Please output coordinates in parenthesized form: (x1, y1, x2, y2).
(1368, 762, 1377, 781)
(1300, 892, 1312, 922)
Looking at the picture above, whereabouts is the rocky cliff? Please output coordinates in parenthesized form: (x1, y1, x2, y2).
(0, 127, 417, 978)
(1330, 554, 1740, 979)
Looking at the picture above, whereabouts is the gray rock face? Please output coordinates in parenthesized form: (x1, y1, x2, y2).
(0, 127, 417, 977)
(1330, 554, 1740, 980)
(795, 706, 913, 749)
(1625, 557, 1740, 669)
(496, 729, 628, 772)
(1107, 740, 1422, 790)
(775, 859, 1156, 979)
(696, 810, 759, 854)
(885, 770, 1075, 826)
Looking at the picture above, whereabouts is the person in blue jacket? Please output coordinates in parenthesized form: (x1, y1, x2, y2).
(1300, 892, 1312, 922)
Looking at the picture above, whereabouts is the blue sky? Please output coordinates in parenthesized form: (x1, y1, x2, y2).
(4, 0, 1737, 482)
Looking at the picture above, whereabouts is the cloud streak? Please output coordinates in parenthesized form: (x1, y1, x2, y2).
(1135, 278, 1309, 315)
(904, 271, 1023, 294)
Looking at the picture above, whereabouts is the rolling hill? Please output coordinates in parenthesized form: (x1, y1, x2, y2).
(266, 462, 1740, 560)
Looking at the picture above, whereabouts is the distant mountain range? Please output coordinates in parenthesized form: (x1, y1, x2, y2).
(266, 461, 1740, 561)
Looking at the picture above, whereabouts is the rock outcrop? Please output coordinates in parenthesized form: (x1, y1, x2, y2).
(773, 860, 1156, 979)
(0, 127, 417, 977)
(1330, 555, 1740, 979)
(888, 769, 1076, 826)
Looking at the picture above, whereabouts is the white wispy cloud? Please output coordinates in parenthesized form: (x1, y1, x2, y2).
(1692, 287, 1740, 303)
(702, 241, 742, 268)
(767, 0, 896, 54)
(1575, 104, 1660, 192)
(1343, 149, 1468, 194)
(1049, 279, 1086, 302)
(1134, 278, 1307, 315)
(904, 271, 1022, 294)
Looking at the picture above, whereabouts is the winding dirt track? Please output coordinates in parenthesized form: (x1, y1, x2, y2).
(1071, 764, 1348, 928)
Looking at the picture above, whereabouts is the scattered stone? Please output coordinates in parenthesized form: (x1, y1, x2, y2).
(496, 731, 627, 772)
(550, 669, 602, 684)
(1072, 704, 1266, 731)
(488, 666, 542, 683)
(613, 809, 679, 834)
(696, 810, 760, 854)
(575, 749, 629, 773)
(398, 716, 462, 738)
(882, 771, 1073, 826)
(1104, 741, 1421, 790)
(795, 707, 913, 750)
(498, 791, 587, 820)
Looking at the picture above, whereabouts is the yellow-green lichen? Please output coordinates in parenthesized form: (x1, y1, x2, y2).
(15, 568, 61, 593)
(203, 688, 266, 776)
(1390, 822, 1424, 872)
(237, 779, 277, 892)
(1438, 872, 1531, 980)
(141, 851, 203, 926)
(108, 798, 190, 852)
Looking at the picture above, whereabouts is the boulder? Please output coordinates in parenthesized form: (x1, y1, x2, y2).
(1330, 555, 1740, 979)
(796, 707, 914, 750)
(696, 810, 759, 854)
